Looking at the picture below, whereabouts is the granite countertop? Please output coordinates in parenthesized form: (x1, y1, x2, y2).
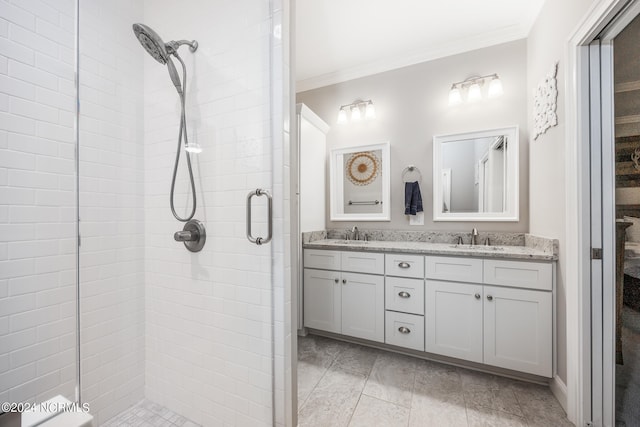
(303, 239, 557, 261)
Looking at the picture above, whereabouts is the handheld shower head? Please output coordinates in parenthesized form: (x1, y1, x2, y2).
(132, 23, 169, 64)
(132, 23, 199, 97)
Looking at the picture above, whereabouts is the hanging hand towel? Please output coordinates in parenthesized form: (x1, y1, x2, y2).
(404, 181, 423, 215)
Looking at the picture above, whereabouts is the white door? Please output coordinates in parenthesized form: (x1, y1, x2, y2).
(303, 268, 341, 333)
(341, 272, 384, 342)
(425, 280, 483, 363)
(483, 285, 552, 377)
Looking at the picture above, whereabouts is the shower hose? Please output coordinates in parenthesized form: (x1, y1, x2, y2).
(169, 53, 197, 222)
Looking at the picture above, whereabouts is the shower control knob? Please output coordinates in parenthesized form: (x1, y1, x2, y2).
(174, 230, 198, 242)
(175, 219, 206, 252)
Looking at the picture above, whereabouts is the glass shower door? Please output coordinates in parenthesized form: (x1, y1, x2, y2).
(77, 1, 282, 426)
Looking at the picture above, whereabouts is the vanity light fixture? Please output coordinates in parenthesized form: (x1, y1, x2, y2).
(448, 74, 503, 105)
(337, 99, 376, 124)
(448, 86, 462, 106)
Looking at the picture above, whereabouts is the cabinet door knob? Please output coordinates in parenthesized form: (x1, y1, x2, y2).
(342, 279, 347, 284)
(398, 326, 411, 334)
(487, 295, 493, 301)
(398, 291, 411, 299)
(475, 293, 481, 299)
(334, 278, 339, 283)
(398, 262, 410, 269)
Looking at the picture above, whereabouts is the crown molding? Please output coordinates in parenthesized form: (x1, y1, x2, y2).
(296, 26, 526, 93)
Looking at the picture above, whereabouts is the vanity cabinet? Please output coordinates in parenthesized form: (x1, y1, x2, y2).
(303, 247, 555, 378)
(425, 256, 553, 377)
(303, 249, 384, 343)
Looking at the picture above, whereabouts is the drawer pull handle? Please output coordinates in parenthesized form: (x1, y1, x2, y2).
(398, 262, 410, 269)
(342, 279, 347, 284)
(398, 291, 411, 299)
(475, 293, 481, 299)
(398, 326, 411, 334)
(334, 278, 339, 283)
(487, 295, 493, 301)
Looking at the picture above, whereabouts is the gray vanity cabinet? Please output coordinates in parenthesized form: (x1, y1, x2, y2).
(302, 246, 555, 378)
(303, 249, 385, 343)
(425, 256, 553, 377)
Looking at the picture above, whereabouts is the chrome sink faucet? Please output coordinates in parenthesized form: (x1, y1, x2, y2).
(470, 228, 479, 246)
(352, 226, 359, 241)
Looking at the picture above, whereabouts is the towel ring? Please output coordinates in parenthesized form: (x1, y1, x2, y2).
(402, 165, 422, 183)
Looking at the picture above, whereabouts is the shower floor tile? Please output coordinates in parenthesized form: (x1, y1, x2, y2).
(102, 399, 201, 427)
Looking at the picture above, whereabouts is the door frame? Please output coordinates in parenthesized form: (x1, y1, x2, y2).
(566, 0, 638, 425)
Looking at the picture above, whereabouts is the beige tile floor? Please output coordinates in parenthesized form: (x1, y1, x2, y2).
(297, 334, 573, 427)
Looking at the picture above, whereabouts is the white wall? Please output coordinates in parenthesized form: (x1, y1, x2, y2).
(297, 39, 529, 232)
(527, 0, 596, 388)
(78, 0, 146, 424)
(142, 1, 276, 425)
(299, 111, 327, 232)
(0, 0, 77, 407)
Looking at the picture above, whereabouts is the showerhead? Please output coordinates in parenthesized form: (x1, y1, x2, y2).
(132, 23, 169, 64)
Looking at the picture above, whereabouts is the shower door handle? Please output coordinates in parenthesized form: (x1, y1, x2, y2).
(246, 189, 273, 245)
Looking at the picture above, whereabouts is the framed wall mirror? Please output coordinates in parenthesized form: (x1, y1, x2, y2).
(433, 126, 519, 221)
(330, 142, 390, 221)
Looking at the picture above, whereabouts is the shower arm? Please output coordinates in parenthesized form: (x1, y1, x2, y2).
(166, 39, 198, 54)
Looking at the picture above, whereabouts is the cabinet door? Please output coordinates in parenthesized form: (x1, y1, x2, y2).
(425, 280, 483, 363)
(303, 268, 341, 333)
(341, 272, 384, 342)
(483, 286, 552, 377)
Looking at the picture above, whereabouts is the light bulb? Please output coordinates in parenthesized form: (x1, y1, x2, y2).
(185, 142, 202, 154)
(365, 102, 376, 119)
(337, 108, 347, 124)
(467, 82, 482, 102)
(488, 76, 503, 98)
(448, 86, 462, 106)
(351, 105, 361, 121)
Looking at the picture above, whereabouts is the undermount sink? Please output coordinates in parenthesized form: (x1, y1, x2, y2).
(334, 240, 369, 245)
(449, 244, 505, 251)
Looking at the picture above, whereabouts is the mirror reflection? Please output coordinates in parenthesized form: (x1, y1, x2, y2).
(441, 135, 506, 213)
(433, 126, 518, 221)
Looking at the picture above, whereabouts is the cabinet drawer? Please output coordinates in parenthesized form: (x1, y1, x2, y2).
(341, 251, 384, 275)
(304, 249, 341, 270)
(385, 311, 424, 351)
(483, 259, 552, 291)
(385, 253, 424, 278)
(425, 256, 483, 283)
(385, 277, 424, 315)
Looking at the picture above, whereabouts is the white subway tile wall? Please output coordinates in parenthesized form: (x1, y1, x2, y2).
(0, 0, 77, 406)
(78, 0, 146, 424)
(3, 0, 286, 424)
(143, 0, 276, 425)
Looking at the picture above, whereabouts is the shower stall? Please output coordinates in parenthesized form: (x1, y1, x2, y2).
(0, 0, 293, 425)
